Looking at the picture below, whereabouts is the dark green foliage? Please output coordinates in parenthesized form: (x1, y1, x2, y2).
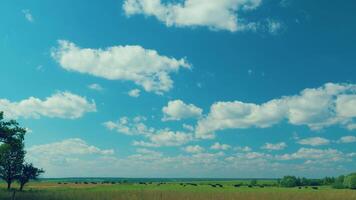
(18, 163, 45, 191)
(323, 177, 336, 185)
(250, 179, 257, 186)
(0, 112, 26, 143)
(280, 176, 298, 187)
(332, 175, 345, 189)
(0, 111, 44, 191)
(0, 140, 25, 190)
(343, 173, 356, 189)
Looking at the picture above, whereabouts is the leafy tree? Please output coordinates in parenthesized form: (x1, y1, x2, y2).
(344, 173, 356, 189)
(250, 179, 257, 186)
(0, 112, 26, 143)
(0, 140, 25, 190)
(18, 163, 44, 191)
(332, 175, 346, 189)
(0, 111, 44, 191)
(322, 176, 335, 185)
(280, 176, 298, 187)
(300, 177, 310, 186)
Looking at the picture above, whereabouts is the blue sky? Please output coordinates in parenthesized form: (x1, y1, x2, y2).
(1, 0, 356, 178)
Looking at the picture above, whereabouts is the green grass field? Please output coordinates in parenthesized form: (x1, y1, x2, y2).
(1, 180, 356, 200)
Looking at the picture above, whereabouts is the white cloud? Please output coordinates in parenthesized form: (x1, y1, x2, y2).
(183, 145, 204, 154)
(52, 40, 190, 94)
(123, 0, 262, 32)
(88, 83, 103, 91)
(129, 148, 163, 161)
(162, 100, 202, 121)
(277, 148, 346, 163)
(27, 138, 114, 156)
(26, 139, 355, 178)
(261, 142, 287, 151)
(26, 138, 116, 177)
(0, 91, 96, 119)
(132, 140, 159, 147)
(266, 19, 282, 34)
(128, 89, 141, 97)
(103, 116, 154, 136)
(211, 142, 231, 150)
(297, 137, 330, 146)
(148, 130, 193, 147)
(196, 83, 356, 139)
(182, 124, 194, 131)
(105, 116, 193, 147)
(347, 123, 356, 130)
(22, 9, 34, 23)
(338, 136, 356, 144)
(235, 146, 252, 152)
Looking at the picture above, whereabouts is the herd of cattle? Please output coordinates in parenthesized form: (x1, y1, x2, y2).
(56, 181, 319, 189)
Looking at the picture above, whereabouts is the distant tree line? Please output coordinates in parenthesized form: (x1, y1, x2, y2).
(279, 174, 356, 189)
(0, 111, 44, 191)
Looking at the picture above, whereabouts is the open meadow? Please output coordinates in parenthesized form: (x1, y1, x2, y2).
(1, 180, 356, 200)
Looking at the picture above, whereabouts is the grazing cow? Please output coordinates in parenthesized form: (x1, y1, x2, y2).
(312, 187, 318, 190)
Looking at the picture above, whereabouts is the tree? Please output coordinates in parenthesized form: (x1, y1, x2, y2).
(344, 173, 356, 189)
(18, 163, 44, 191)
(0, 112, 26, 143)
(322, 176, 335, 185)
(300, 177, 310, 186)
(332, 175, 345, 189)
(0, 140, 25, 190)
(280, 176, 298, 187)
(0, 111, 44, 191)
(250, 179, 257, 186)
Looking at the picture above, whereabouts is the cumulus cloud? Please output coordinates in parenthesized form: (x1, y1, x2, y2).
(196, 83, 356, 139)
(0, 92, 96, 119)
(88, 83, 103, 91)
(27, 138, 114, 156)
(297, 137, 330, 146)
(26, 139, 355, 178)
(235, 146, 252, 152)
(105, 116, 193, 147)
(128, 89, 141, 97)
(162, 100, 202, 121)
(183, 145, 204, 154)
(261, 142, 287, 151)
(123, 0, 262, 32)
(145, 130, 193, 147)
(211, 142, 231, 150)
(103, 116, 154, 136)
(26, 138, 115, 177)
(338, 136, 356, 144)
(52, 40, 190, 94)
(129, 148, 163, 161)
(277, 148, 347, 163)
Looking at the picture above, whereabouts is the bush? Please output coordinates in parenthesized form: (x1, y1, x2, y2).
(343, 173, 356, 189)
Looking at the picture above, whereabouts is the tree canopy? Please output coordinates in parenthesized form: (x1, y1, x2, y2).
(0, 111, 44, 191)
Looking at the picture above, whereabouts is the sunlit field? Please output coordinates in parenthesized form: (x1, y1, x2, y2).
(1, 180, 356, 200)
